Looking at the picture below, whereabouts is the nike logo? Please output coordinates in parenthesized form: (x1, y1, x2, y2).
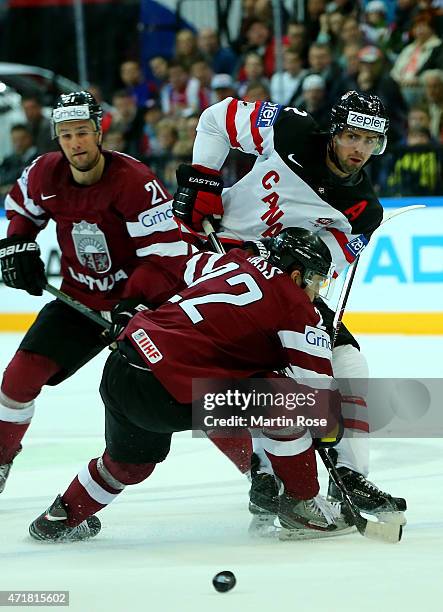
(41, 194, 57, 200)
(287, 154, 303, 168)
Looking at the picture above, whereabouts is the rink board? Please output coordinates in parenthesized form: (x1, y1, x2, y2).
(0, 197, 442, 333)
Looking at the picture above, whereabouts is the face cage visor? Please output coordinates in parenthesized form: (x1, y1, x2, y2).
(303, 263, 335, 299)
(51, 104, 99, 139)
(333, 125, 387, 155)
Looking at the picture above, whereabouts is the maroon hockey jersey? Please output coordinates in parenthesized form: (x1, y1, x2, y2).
(4, 151, 190, 310)
(123, 249, 338, 404)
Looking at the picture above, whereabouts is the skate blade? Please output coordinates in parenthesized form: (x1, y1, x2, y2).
(278, 524, 355, 541)
(248, 514, 279, 538)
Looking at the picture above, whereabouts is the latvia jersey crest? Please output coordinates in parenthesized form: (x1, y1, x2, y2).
(71, 221, 112, 273)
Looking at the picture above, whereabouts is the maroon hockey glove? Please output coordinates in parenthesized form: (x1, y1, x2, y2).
(0, 235, 47, 296)
(172, 164, 224, 234)
(108, 298, 152, 343)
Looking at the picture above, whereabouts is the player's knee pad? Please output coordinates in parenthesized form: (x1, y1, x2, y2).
(332, 345, 369, 399)
(0, 389, 35, 423)
(1, 350, 61, 403)
(102, 450, 156, 485)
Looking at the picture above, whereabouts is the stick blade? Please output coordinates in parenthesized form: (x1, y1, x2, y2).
(364, 519, 403, 544)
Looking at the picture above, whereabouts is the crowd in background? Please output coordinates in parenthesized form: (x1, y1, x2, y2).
(1, 0, 443, 199)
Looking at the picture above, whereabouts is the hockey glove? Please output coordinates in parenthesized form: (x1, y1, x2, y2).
(0, 235, 47, 296)
(108, 298, 152, 343)
(172, 164, 224, 234)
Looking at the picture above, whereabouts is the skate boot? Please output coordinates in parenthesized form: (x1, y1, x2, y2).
(0, 446, 22, 494)
(29, 495, 101, 542)
(278, 492, 354, 540)
(328, 467, 407, 525)
(248, 454, 279, 536)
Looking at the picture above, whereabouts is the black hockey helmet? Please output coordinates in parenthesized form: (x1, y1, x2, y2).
(51, 91, 103, 138)
(267, 227, 333, 292)
(330, 90, 389, 155)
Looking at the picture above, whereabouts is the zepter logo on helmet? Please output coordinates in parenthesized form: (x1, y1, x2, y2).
(330, 90, 389, 155)
(51, 91, 103, 138)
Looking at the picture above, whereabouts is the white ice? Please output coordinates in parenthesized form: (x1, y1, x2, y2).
(0, 333, 442, 612)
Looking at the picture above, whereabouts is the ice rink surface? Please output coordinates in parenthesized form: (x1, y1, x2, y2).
(1, 332, 442, 612)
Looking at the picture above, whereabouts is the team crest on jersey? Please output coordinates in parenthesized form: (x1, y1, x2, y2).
(345, 234, 368, 258)
(71, 221, 112, 273)
(255, 102, 282, 128)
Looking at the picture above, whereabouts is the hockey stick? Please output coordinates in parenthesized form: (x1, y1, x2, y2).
(201, 216, 403, 543)
(44, 283, 111, 331)
(331, 204, 425, 346)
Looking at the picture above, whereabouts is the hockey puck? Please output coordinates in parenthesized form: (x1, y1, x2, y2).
(212, 571, 236, 592)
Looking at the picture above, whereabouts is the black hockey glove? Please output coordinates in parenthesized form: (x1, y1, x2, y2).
(108, 298, 152, 343)
(0, 235, 47, 296)
(172, 164, 224, 233)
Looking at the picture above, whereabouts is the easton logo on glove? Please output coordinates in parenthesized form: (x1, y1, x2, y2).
(189, 177, 222, 188)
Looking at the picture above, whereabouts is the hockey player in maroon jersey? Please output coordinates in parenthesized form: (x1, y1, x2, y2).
(172, 91, 407, 522)
(0, 92, 190, 493)
(29, 228, 354, 542)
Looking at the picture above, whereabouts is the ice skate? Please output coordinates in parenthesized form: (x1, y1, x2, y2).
(247, 453, 279, 536)
(29, 495, 101, 542)
(0, 446, 21, 494)
(278, 492, 354, 540)
(328, 467, 407, 525)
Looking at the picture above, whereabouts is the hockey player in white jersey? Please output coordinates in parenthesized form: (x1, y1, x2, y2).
(172, 90, 407, 523)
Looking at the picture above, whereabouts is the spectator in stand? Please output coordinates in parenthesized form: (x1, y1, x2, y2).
(237, 52, 269, 98)
(141, 99, 164, 156)
(153, 118, 180, 187)
(388, 0, 421, 56)
(317, 10, 346, 59)
(211, 74, 238, 102)
(407, 104, 432, 134)
(102, 128, 126, 153)
(174, 29, 203, 71)
(297, 74, 331, 130)
(337, 42, 364, 93)
(149, 56, 170, 90)
(391, 10, 442, 105)
(356, 45, 408, 144)
(339, 16, 368, 49)
(306, 42, 343, 104)
(361, 1, 391, 50)
(244, 80, 271, 102)
(384, 125, 443, 195)
(160, 60, 201, 119)
(87, 84, 112, 133)
(109, 90, 145, 158)
(0, 125, 37, 195)
(21, 95, 53, 154)
(119, 60, 156, 108)
(197, 28, 237, 75)
(421, 69, 443, 142)
(190, 59, 214, 110)
(238, 19, 284, 78)
(270, 48, 307, 105)
(170, 114, 199, 161)
(286, 21, 309, 65)
(305, 0, 327, 41)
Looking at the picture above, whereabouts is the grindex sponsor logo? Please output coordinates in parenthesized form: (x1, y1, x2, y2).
(53, 105, 90, 123)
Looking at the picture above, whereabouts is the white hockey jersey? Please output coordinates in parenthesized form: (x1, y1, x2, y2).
(192, 98, 383, 277)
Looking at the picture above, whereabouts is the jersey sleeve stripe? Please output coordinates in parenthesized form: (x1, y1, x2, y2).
(136, 241, 191, 258)
(4, 195, 47, 227)
(250, 101, 264, 154)
(343, 418, 369, 433)
(285, 365, 337, 390)
(261, 429, 312, 456)
(278, 329, 332, 359)
(226, 98, 242, 149)
(327, 227, 355, 264)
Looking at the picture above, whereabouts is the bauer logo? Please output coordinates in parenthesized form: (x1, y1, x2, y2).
(131, 329, 163, 364)
(52, 105, 90, 123)
(256, 102, 281, 128)
(346, 234, 368, 258)
(347, 111, 386, 133)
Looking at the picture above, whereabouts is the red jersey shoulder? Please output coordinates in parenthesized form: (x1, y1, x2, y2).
(105, 151, 172, 212)
(24, 152, 66, 197)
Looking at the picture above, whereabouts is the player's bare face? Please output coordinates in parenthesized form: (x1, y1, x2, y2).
(333, 128, 380, 175)
(57, 120, 102, 172)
